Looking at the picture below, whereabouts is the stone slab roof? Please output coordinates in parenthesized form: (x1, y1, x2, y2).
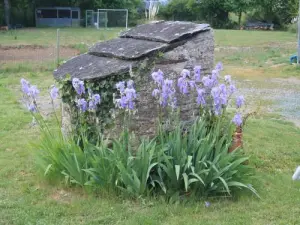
(54, 21, 211, 81)
(89, 38, 168, 60)
(120, 21, 210, 43)
(53, 54, 138, 80)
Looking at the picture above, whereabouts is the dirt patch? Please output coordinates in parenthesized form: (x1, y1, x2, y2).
(51, 189, 72, 204)
(0, 45, 79, 62)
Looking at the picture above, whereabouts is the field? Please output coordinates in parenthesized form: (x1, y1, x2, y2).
(1, 28, 300, 224)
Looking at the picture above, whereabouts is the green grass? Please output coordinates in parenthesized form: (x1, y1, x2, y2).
(1, 28, 300, 224)
(0, 28, 296, 48)
(0, 28, 122, 47)
(214, 29, 296, 47)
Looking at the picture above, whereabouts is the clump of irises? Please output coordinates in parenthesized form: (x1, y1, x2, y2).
(114, 80, 137, 112)
(71, 78, 101, 113)
(21, 62, 245, 130)
(151, 70, 177, 109)
(21, 78, 40, 113)
(150, 62, 245, 127)
(21, 77, 102, 115)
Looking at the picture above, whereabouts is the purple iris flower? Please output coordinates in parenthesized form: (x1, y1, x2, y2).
(20, 78, 40, 113)
(189, 80, 196, 90)
(202, 76, 214, 89)
(72, 78, 85, 96)
(178, 76, 189, 94)
(161, 79, 175, 107)
(229, 84, 236, 95)
(152, 89, 160, 97)
(151, 71, 176, 109)
(219, 84, 227, 105)
(211, 87, 220, 103)
(92, 94, 101, 105)
(181, 69, 190, 78)
(27, 103, 37, 113)
(215, 62, 223, 71)
(224, 75, 231, 83)
(178, 69, 195, 95)
(88, 93, 101, 111)
(115, 80, 137, 110)
(236, 95, 245, 108)
(211, 84, 227, 115)
(50, 85, 59, 99)
(160, 79, 176, 108)
(21, 78, 30, 94)
(127, 80, 134, 89)
(194, 66, 201, 82)
(151, 70, 164, 86)
(28, 85, 40, 99)
(205, 201, 211, 208)
(211, 70, 219, 86)
(232, 113, 243, 126)
(77, 98, 88, 112)
(196, 88, 206, 106)
(116, 81, 126, 93)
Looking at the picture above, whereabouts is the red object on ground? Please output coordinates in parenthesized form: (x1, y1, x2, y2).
(228, 126, 243, 153)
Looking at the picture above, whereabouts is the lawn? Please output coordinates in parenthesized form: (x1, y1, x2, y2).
(0, 28, 122, 47)
(1, 28, 300, 225)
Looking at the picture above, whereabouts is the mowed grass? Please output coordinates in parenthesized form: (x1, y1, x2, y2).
(0, 28, 296, 47)
(214, 29, 296, 47)
(0, 28, 122, 47)
(1, 28, 300, 224)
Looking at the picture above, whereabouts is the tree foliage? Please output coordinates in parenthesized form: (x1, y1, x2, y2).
(159, 0, 299, 28)
(1, 0, 142, 26)
(249, 0, 299, 25)
(1, 0, 299, 28)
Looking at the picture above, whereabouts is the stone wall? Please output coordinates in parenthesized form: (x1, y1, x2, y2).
(107, 29, 214, 138)
(56, 21, 215, 139)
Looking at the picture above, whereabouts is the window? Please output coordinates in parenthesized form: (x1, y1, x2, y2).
(58, 10, 71, 18)
(38, 9, 57, 19)
(72, 11, 79, 19)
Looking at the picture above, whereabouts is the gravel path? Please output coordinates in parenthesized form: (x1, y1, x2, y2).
(237, 77, 300, 126)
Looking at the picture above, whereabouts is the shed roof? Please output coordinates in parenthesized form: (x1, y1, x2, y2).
(54, 21, 211, 81)
(36, 7, 80, 10)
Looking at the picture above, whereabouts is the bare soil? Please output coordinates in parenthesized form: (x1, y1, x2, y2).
(0, 45, 79, 62)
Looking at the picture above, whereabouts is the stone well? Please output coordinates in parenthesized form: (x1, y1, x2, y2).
(54, 21, 214, 138)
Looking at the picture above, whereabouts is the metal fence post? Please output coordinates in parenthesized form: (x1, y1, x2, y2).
(298, 0, 300, 64)
(56, 28, 60, 67)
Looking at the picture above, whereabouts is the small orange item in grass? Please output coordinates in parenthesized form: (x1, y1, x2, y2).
(229, 126, 243, 153)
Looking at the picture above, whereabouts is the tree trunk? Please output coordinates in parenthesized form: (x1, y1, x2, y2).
(238, 11, 242, 26)
(4, 0, 11, 26)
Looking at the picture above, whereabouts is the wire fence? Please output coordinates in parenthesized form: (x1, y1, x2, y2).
(0, 29, 84, 72)
(0, 27, 124, 73)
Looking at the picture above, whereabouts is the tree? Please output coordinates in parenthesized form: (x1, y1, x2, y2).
(226, 0, 252, 26)
(4, 0, 10, 26)
(196, 0, 232, 27)
(250, 0, 298, 26)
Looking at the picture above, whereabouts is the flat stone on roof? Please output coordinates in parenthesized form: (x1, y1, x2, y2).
(120, 21, 210, 43)
(53, 54, 138, 81)
(89, 38, 168, 60)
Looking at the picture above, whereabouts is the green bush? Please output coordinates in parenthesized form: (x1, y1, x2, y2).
(288, 23, 298, 33)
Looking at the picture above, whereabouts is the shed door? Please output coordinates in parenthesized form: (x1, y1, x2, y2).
(72, 11, 79, 26)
